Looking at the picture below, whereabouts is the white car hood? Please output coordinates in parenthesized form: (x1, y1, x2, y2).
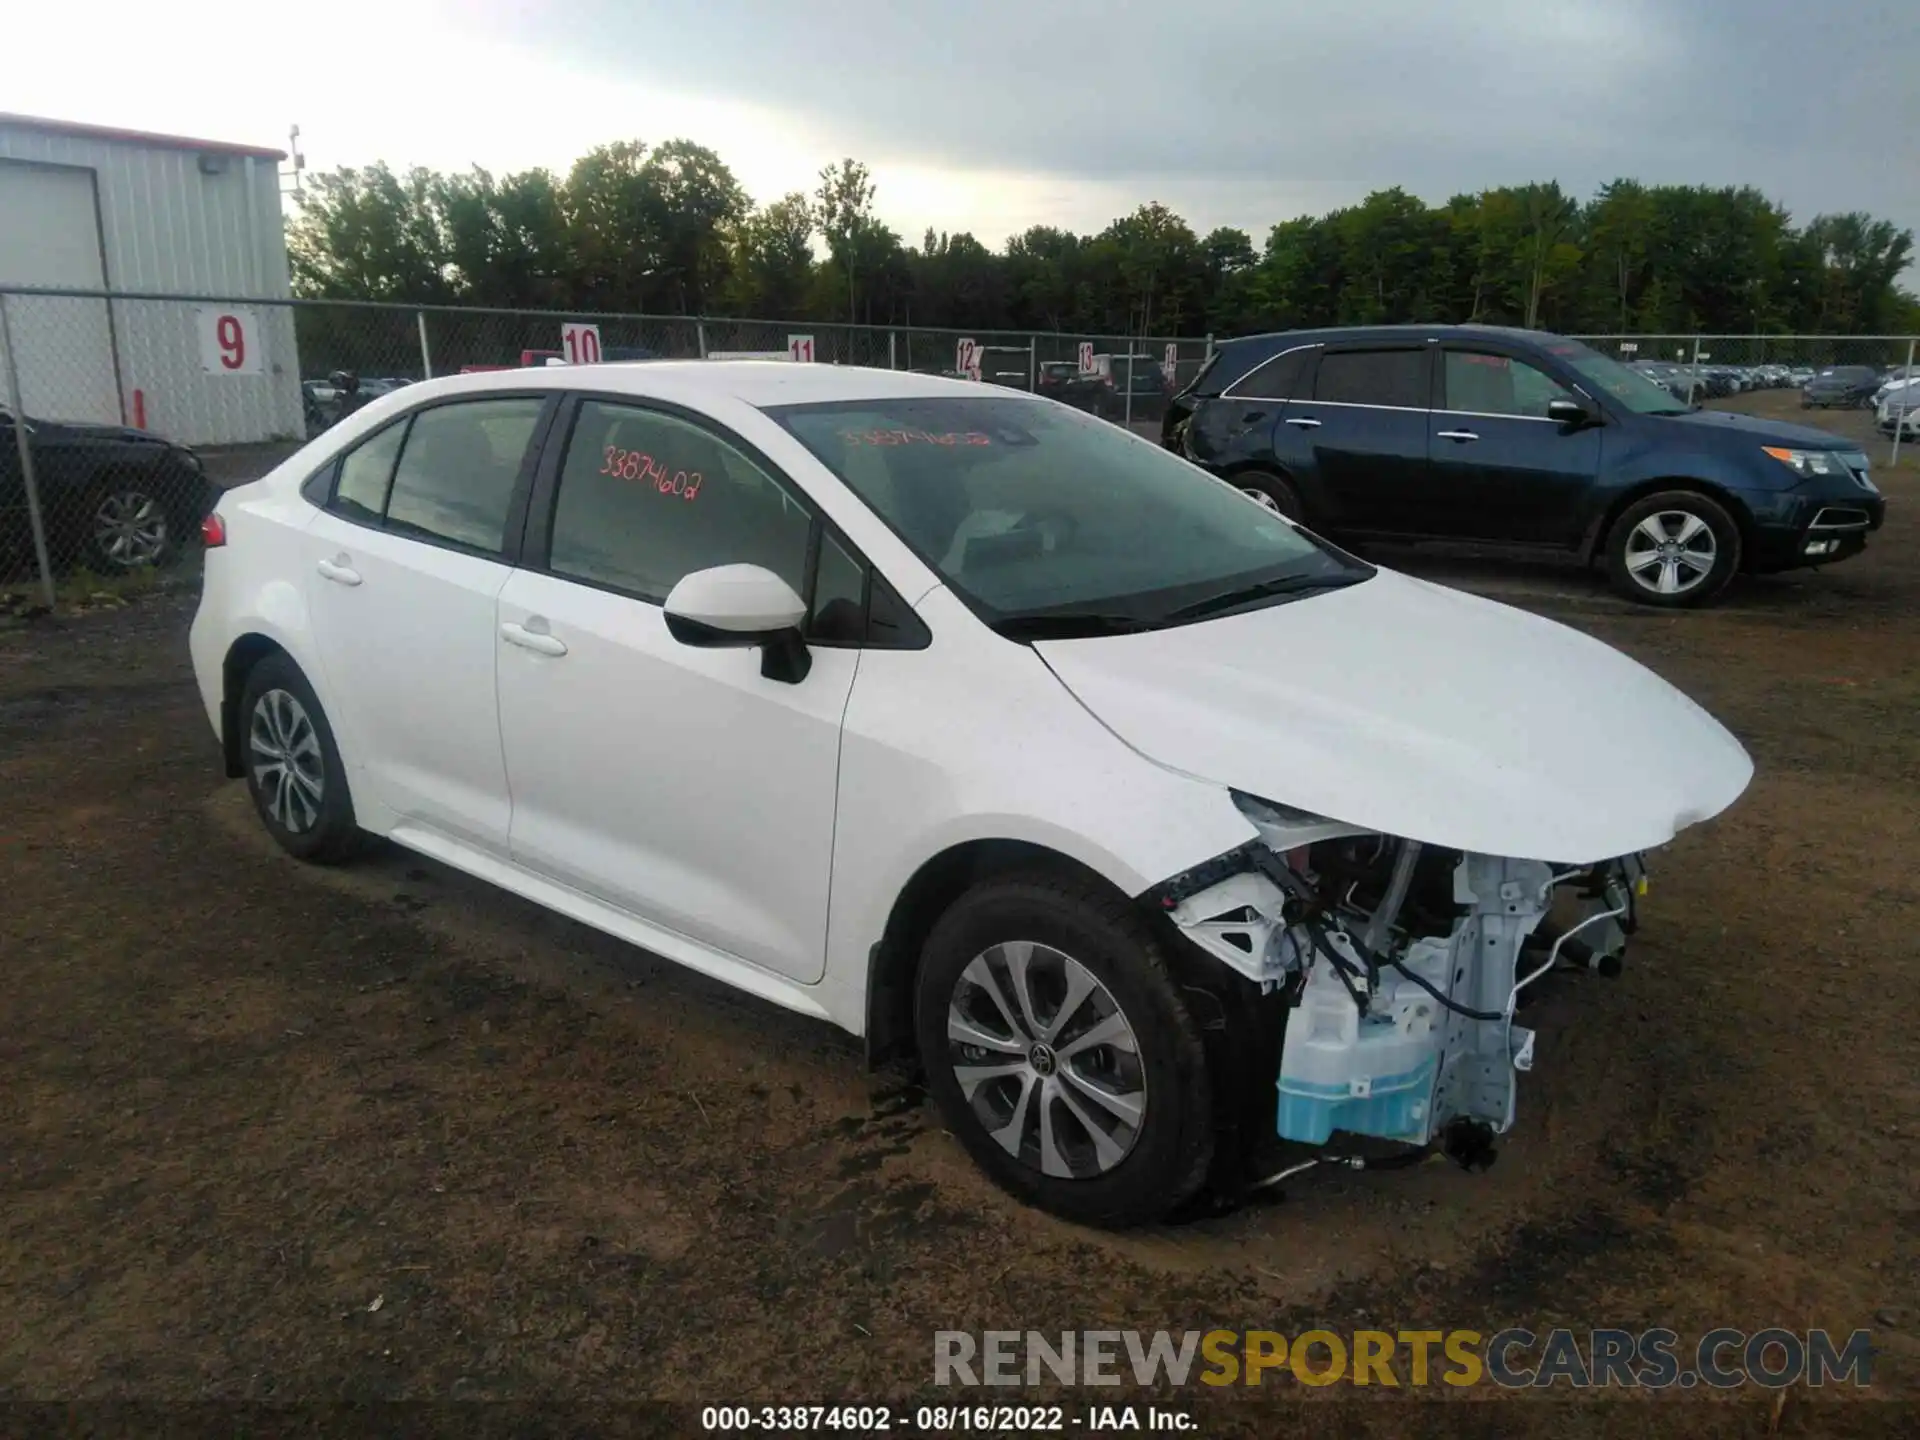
(1034, 570, 1753, 863)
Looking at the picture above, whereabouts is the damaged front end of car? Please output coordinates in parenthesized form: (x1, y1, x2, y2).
(1150, 790, 1648, 1197)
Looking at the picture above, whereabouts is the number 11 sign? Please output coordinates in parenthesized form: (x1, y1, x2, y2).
(788, 335, 815, 363)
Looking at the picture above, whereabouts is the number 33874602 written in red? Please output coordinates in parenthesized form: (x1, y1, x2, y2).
(601, 447, 703, 500)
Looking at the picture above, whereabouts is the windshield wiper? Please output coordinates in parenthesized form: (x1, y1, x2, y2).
(1159, 571, 1369, 623)
(991, 611, 1154, 641)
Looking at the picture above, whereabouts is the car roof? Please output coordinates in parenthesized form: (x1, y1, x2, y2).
(379, 360, 1010, 412)
(1215, 322, 1560, 351)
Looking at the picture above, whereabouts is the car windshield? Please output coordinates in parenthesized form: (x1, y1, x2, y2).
(768, 396, 1370, 634)
(1543, 338, 1691, 414)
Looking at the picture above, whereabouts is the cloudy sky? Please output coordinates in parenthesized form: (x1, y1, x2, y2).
(10, 0, 1918, 265)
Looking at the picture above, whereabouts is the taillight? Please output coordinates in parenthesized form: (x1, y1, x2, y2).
(201, 512, 227, 547)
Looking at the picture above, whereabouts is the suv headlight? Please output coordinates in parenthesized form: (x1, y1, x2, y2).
(1762, 446, 1848, 479)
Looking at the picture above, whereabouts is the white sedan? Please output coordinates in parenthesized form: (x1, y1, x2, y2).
(189, 362, 1751, 1226)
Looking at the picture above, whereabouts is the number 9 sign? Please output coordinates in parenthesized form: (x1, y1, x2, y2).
(197, 307, 263, 375)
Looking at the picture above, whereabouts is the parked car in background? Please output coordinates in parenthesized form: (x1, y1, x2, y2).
(1092, 353, 1170, 420)
(188, 361, 1752, 1225)
(1877, 376, 1920, 436)
(1037, 360, 1101, 409)
(304, 373, 417, 437)
(1801, 366, 1881, 409)
(1, 405, 215, 572)
(1168, 324, 1884, 607)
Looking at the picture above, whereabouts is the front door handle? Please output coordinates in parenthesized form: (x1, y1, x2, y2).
(500, 620, 568, 657)
(1284, 416, 1322, 429)
(1436, 429, 1480, 443)
(316, 556, 362, 586)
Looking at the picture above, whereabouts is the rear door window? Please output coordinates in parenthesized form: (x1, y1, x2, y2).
(330, 422, 407, 525)
(383, 398, 544, 553)
(1313, 349, 1428, 409)
(1224, 347, 1313, 400)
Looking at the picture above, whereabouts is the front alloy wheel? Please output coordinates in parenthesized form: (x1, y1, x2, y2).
(914, 871, 1214, 1227)
(1622, 510, 1717, 598)
(946, 941, 1147, 1179)
(1603, 491, 1741, 608)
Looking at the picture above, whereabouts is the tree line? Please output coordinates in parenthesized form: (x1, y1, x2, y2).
(288, 141, 1919, 339)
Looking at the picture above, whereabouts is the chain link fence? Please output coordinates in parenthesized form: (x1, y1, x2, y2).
(0, 284, 1215, 606)
(7, 285, 1914, 612)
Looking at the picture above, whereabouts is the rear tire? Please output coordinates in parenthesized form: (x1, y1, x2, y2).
(238, 653, 364, 864)
(1235, 470, 1305, 523)
(913, 871, 1214, 1228)
(1603, 490, 1742, 608)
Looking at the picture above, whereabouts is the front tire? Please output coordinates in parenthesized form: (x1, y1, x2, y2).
(913, 871, 1214, 1228)
(1604, 490, 1742, 608)
(238, 653, 363, 863)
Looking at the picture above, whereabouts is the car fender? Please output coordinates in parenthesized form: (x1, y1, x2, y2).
(815, 589, 1259, 1036)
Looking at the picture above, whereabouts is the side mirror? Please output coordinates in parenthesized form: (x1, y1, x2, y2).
(663, 564, 812, 683)
(1547, 397, 1596, 427)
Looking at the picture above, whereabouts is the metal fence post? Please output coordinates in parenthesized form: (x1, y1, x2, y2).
(1124, 337, 1135, 429)
(1688, 335, 1703, 406)
(1893, 336, 1916, 468)
(888, 330, 897, 370)
(0, 294, 58, 611)
(697, 320, 708, 360)
(416, 309, 434, 379)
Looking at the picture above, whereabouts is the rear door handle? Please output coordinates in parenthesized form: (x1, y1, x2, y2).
(501, 621, 568, 657)
(316, 556, 362, 586)
(1436, 429, 1480, 442)
(1284, 416, 1321, 429)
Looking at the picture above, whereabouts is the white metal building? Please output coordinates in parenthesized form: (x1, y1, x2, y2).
(0, 113, 304, 446)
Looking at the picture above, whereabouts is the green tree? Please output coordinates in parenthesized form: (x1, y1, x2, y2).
(723, 193, 815, 317)
(289, 163, 450, 301)
(814, 158, 878, 325)
(638, 140, 749, 314)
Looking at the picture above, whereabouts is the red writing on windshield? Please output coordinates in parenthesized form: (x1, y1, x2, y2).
(840, 429, 992, 447)
(601, 446, 702, 500)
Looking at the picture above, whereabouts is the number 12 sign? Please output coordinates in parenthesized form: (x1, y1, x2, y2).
(561, 323, 602, 365)
(197, 307, 263, 375)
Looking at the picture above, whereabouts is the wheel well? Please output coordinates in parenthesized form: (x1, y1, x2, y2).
(219, 634, 288, 777)
(862, 839, 1129, 1071)
(1584, 478, 1755, 567)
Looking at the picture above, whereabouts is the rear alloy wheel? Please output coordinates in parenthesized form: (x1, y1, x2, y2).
(87, 486, 175, 570)
(914, 871, 1213, 1228)
(1604, 491, 1741, 607)
(1236, 470, 1304, 523)
(239, 653, 363, 863)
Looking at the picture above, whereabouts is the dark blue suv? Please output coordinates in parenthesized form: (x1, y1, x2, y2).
(1164, 325, 1887, 606)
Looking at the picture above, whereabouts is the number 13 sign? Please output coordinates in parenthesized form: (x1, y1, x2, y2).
(197, 307, 263, 375)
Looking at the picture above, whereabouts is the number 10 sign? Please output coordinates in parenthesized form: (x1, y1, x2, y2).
(197, 307, 263, 375)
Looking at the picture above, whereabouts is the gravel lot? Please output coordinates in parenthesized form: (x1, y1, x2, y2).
(2, 395, 1915, 1434)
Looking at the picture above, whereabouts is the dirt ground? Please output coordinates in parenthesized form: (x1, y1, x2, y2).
(2, 397, 1917, 1436)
